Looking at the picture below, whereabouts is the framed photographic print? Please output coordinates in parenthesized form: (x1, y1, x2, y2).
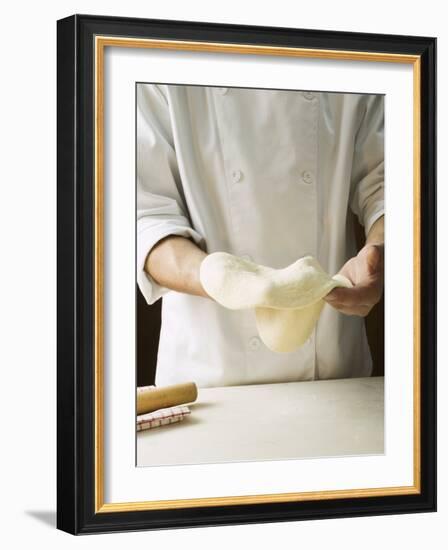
(57, 14, 436, 534)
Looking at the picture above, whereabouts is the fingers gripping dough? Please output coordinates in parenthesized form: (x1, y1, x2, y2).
(200, 252, 351, 353)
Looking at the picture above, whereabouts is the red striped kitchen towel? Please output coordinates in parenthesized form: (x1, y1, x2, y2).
(137, 405, 190, 431)
(136, 386, 191, 431)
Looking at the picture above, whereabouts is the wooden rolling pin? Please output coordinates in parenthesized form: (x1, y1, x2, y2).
(137, 382, 198, 415)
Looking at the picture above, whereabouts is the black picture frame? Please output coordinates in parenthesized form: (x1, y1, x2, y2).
(57, 14, 436, 535)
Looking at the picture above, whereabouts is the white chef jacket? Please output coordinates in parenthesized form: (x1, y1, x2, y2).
(137, 84, 384, 388)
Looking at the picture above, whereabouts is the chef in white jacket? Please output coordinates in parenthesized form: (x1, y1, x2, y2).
(137, 84, 384, 388)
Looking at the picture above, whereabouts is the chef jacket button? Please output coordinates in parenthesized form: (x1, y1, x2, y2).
(249, 336, 261, 350)
(303, 91, 315, 100)
(218, 87, 229, 95)
(231, 169, 243, 183)
(301, 170, 314, 184)
(241, 254, 252, 262)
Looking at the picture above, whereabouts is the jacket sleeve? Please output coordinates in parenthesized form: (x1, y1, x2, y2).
(137, 84, 205, 305)
(349, 95, 385, 237)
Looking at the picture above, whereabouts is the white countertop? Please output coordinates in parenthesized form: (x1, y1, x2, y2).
(137, 376, 384, 467)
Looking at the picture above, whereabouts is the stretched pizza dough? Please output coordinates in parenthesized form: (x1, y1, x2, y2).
(254, 303, 326, 353)
(200, 252, 351, 353)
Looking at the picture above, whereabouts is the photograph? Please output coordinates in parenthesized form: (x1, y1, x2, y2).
(135, 83, 385, 467)
(1, 0, 445, 545)
(55, 13, 436, 533)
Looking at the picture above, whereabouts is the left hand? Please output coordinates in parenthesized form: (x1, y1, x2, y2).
(324, 243, 384, 317)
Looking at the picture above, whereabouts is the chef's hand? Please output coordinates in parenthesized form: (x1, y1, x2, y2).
(324, 244, 383, 317)
(324, 216, 384, 317)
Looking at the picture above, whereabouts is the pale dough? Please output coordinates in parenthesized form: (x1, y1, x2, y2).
(200, 252, 351, 353)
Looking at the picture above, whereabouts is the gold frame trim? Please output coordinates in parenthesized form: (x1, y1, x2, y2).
(94, 36, 421, 513)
